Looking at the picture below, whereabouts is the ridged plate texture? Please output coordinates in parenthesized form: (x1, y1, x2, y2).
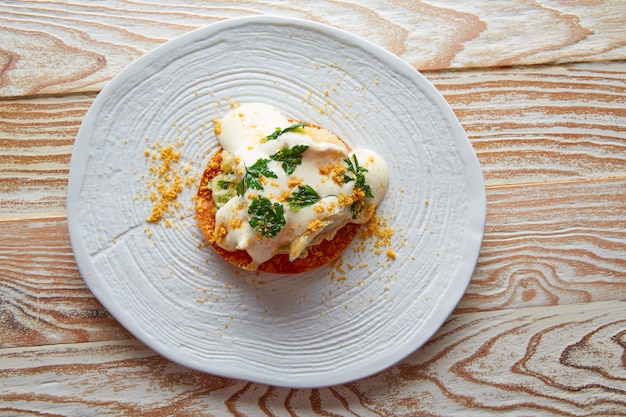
(67, 16, 486, 388)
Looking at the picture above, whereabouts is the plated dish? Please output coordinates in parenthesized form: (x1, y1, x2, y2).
(196, 102, 390, 273)
(67, 16, 485, 388)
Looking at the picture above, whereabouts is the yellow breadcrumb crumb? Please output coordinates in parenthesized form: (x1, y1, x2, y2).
(212, 118, 222, 135)
(145, 142, 197, 225)
(307, 218, 324, 233)
(288, 176, 304, 188)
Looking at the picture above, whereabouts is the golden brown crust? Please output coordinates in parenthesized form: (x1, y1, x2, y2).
(195, 135, 360, 274)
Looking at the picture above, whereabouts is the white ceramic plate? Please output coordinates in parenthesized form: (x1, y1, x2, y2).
(67, 16, 485, 388)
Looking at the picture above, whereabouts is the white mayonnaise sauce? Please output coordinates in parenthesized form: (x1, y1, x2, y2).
(212, 103, 389, 269)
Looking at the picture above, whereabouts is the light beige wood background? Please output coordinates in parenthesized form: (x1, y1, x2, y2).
(1, 1, 625, 416)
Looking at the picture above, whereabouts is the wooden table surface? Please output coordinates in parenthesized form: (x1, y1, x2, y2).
(1, 2, 625, 416)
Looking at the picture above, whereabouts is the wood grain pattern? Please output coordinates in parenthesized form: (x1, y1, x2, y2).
(0, 94, 93, 220)
(461, 178, 626, 312)
(2, 176, 624, 349)
(357, 300, 626, 416)
(1, 62, 624, 220)
(1, 301, 625, 416)
(0, 217, 130, 349)
(429, 62, 626, 185)
(1, 1, 625, 96)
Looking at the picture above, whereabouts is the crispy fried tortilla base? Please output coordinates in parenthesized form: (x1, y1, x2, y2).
(195, 149, 360, 274)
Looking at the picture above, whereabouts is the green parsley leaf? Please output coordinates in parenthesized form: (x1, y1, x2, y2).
(270, 144, 309, 175)
(217, 179, 231, 190)
(265, 122, 307, 141)
(287, 185, 321, 210)
(235, 179, 245, 196)
(343, 154, 374, 218)
(236, 158, 277, 196)
(344, 154, 374, 198)
(248, 196, 286, 238)
(349, 199, 366, 220)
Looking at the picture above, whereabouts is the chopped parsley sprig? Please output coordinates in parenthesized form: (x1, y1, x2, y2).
(270, 144, 309, 175)
(265, 122, 307, 141)
(217, 179, 231, 190)
(236, 158, 277, 196)
(342, 154, 374, 219)
(248, 196, 286, 238)
(287, 185, 321, 210)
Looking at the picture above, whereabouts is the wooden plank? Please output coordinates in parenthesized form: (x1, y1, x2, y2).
(430, 62, 626, 184)
(0, 94, 94, 220)
(0, 217, 130, 349)
(0, 1, 625, 96)
(1, 300, 625, 416)
(1, 62, 624, 220)
(1, 177, 624, 349)
(459, 178, 626, 313)
(356, 300, 626, 417)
